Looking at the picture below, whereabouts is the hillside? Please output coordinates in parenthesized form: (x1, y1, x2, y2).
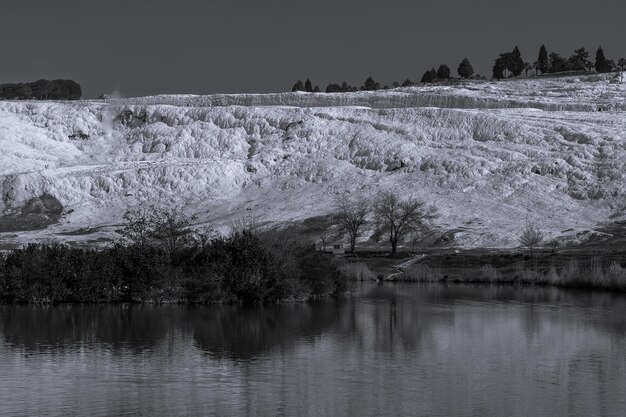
(1, 73, 625, 249)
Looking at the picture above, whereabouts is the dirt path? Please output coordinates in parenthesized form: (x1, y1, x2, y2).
(384, 254, 426, 280)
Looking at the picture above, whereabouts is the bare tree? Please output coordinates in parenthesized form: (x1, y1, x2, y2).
(520, 224, 543, 259)
(116, 208, 152, 251)
(229, 214, 263, 235)
(150, 207, 197, 255)
(117, 205, 197, 255)
(316, 229, 331, 252)
(333, 196, 368, 253)
(373, 191, 438, 255)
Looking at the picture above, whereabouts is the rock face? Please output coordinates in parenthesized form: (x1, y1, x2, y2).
(0, 193, 63, 233)
(0, 73, 625, 248)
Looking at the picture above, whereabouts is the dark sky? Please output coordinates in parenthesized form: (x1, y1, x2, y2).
(1, 0, 624, 98)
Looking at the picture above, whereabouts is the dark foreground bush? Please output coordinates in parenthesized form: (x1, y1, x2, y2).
(0, 232, 346, 304)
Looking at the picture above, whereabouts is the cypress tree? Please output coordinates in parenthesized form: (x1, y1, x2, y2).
(304, 79, 313, 92)
(537, 45, 549, 74)
(595, 47, 611, 73)
(511, 46, 524, 77)
(493, 58, 506, 79)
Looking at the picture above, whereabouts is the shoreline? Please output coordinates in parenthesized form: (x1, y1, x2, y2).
(337, 247, 626, 292)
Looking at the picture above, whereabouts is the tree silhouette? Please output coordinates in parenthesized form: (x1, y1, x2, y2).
(568, 47, 591, 72)
(537, 45, 549, 74)
(437, 64, 451, 80)
(549, 52, 568, 73)
(0, 79, 81, 100)
(333, 197, 368, 253)
(373, 191, 438, 255)
(510, 46, 524, 76)
(492, 58, 506, 79)
(362, 76, 380, 90)
(292, 80, 304, 92)
(420, 68, 437, 83)
(457, 58, 474, 78)
(595, 47, 612, 73)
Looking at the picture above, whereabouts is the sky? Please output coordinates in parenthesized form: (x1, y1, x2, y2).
(1, 0, 624, 98)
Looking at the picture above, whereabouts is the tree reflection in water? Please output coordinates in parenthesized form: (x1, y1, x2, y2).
(1, 284, 626, 417)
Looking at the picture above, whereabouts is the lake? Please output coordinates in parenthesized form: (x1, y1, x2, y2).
(1, 283, 625, 416)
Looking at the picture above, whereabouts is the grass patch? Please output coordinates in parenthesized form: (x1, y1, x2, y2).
(398, 254, 626, 291)
(338, 262, 376, 281)
(397, 264, 442, 282)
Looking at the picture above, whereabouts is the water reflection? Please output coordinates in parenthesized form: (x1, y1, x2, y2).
(190, 302, 342, 360)
(0, 283, 625, 417)
(0, 305, 175, 353)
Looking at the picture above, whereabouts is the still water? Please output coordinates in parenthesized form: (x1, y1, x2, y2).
(1, 283, 626, 417)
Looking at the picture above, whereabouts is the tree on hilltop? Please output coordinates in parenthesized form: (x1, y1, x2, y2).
(595, 47, 612, 73)
(549, 52, 568, 73)
(510, 46, 524, 76)
(292, 80, 304, 92)
(421, 68, 437, 83)
(568, 47, 591, 72)
(362, 76, 380, 91)
(437, 64, 451, 80)
(537, 45, 549, 74)
(492, 58, 506, 79)
(304, 79, 313, 92)
(326, 83, 341, 93)
(457, 58, 474, 78)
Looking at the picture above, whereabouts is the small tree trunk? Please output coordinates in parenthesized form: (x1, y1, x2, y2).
(390, 236, 397, 255)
